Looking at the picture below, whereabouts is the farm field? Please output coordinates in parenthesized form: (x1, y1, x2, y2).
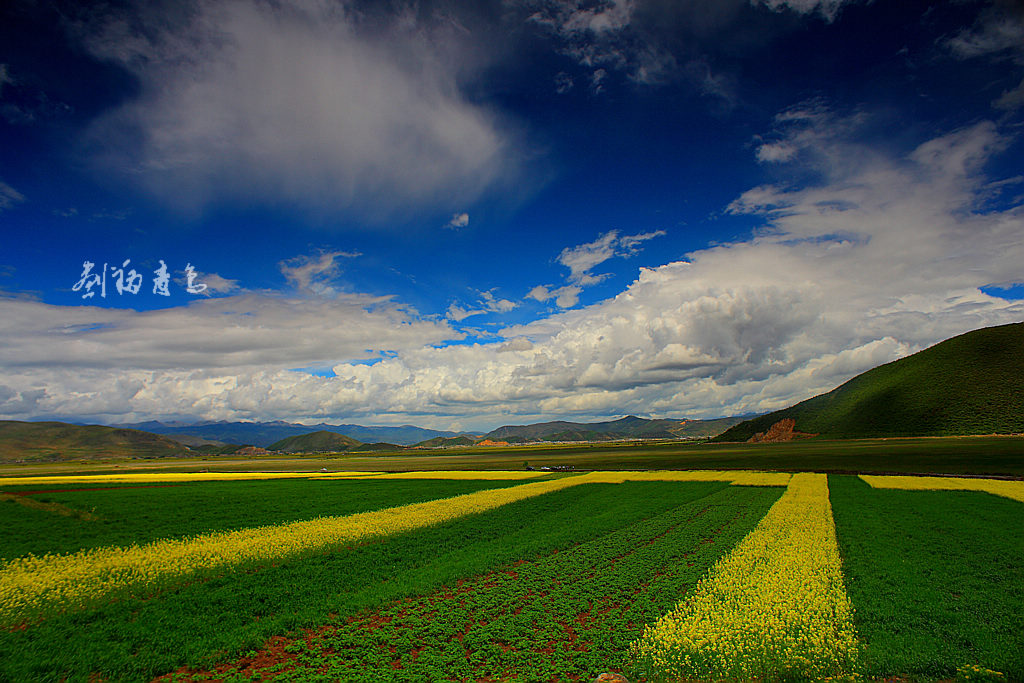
(4, 433, 1024, 478)
(0, 470, 1020, 682)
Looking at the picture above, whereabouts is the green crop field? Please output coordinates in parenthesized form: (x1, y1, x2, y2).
(4, 433, 1024, 478)
(0, 470, 1020, 682)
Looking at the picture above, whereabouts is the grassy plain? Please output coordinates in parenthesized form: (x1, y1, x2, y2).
(3, 434, 1024, 478)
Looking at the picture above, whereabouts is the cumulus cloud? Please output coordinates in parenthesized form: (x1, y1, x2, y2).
(0, 290, 455, 374)
(5, 108, 1023, 428)
(307, 114, 1021, 427)
(78, 0, 520, 217)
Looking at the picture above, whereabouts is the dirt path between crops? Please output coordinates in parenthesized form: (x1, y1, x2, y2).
(0, 493, 100, 521)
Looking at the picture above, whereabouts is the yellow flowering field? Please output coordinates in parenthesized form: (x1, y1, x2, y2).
(0, 470, 789, 627)
(629, 472, 860, 681)
(0, 471, 377, 488)
(562, 470, 791, 486)
(0, 473, 616, 625)
(338, 470, 549, 480)
(860, 474, 1024, 503)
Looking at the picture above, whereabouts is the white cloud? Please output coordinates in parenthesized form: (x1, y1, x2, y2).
(0, 290, 454, 374)
(79, 0, 521, 217)
(529, 229, 666, 308)
(447, 289, 518, 321)
(944, 2, 1024, 112)
(446, 212, 470, 229)
(946, 8, 1024, 61)
(0, 180, 24, 210)
(173, 270, 240, 296)
(521, 0, 678, 90)
(752, 0, 859, 22)
(756, 141, 797, 163)
(5, 108, 1023, 429)
(279, 251, 359, 296)
(994, 77, 1024, 111)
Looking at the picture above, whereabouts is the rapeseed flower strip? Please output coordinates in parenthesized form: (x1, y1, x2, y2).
(0, 471, 376, 488)
(571, 470, 790, 486)
(0, 473, 601, 626)
(629, 472, 859, 682)
(350, 471, 549, 480)
(860, 475, 1024, 503)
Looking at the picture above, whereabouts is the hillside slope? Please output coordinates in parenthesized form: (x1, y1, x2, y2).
(0, 421, 188, 463)
(715, 322, 1024, 441)
(484, 415, 743, 442)
(269, 431, 362, 453)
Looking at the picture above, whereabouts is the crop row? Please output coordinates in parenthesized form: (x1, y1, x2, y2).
(0, 480, 742, 682)
(630, 472, 859, 681)
(168, 484, 782, 682)
(0, 470, 790, 626)
(860, 474, 1024, 502)
(0, 474, 604, 625)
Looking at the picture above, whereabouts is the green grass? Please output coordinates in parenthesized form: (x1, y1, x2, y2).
(0, 478, 530, 559)
(718, 322, 1024, 441)
(195, 485, 781, 682)
(0, 480, 738, 683)
(829, 475, 1024, 680)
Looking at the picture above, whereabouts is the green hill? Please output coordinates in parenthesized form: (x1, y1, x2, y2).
(268, 430, 362, 453)
(484, 415, 742, 442)
(0, 421, 189, 463)
(415, 436, 478, 448)
(715, 322, 1024, 442)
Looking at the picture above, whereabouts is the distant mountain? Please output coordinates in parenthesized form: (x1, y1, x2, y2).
(269, 431, 362, 453)
(483, 415, 749, 442)
(0, 420, 188, 463)
(715, 322, 1024, 442)
(119, 420, 458, 447)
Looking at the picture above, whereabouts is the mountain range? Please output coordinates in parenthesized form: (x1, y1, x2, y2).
(117, 420, 461, 447)
(481, 415, 750, 442)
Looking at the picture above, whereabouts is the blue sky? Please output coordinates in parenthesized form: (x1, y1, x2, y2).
(1, 0, 1023, 431)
